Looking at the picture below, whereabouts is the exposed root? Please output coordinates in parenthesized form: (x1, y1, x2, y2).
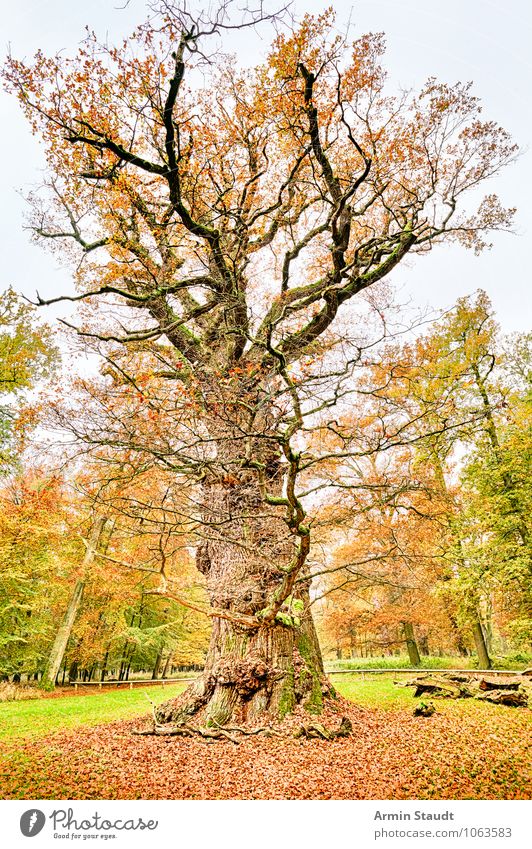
(132, 714, 287, 743)
(137, 673, 354, 743)
(199, 726, 240, 744)
(211, 720, 271, 737)
(154, 682, 210, 726)
(294, 715, 353, 741)
(132, 725, 192, 738)
(132, 722, 240, 744)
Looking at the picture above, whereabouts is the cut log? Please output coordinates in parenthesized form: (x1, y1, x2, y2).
(400, 674, 478, 699)
(458, 684, 481, 698)
(478, 678, 520, 691)
(477, 688, 529, 707)
(411, 677, 462, 699)
(395, 673, 530, 708)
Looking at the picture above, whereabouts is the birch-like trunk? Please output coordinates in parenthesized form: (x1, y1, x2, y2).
(41, 517, 114, 690)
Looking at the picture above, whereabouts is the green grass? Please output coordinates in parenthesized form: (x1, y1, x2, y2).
(326, 654, 531, 671)
(0, 676, 411, 744)
(0, 683, 186, 744)
(326, 655, 475, 671)
(334, 674, 414, 709)
(488, 654, 532, 670)
(326, 655, 463, 671)
(2, 668, 530, 745)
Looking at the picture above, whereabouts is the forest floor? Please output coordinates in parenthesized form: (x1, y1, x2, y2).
(1, 676, 531, 800)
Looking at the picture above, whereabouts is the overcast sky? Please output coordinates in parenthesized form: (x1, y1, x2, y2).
(1, 0, 530, 333)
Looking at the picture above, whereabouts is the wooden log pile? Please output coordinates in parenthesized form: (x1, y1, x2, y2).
(397, 672, 531, 708)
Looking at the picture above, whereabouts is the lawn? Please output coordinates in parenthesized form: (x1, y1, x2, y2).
(0, 676, 404, 743)
(332, 673, 414, 708)
(1, 675, 531, 800)
(326, 654, 532, 671)
(0, 683, 186, 743)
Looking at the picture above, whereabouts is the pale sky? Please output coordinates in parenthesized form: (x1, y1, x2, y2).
(1, 0, 531, 332)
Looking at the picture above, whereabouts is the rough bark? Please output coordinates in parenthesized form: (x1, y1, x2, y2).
(40, 517, 114, 690)
(156, 595, 331, 726)
(411, 676, 462, 699)
(156, 428, 332, 726)
(476, 688, 529, 707)
(478, 678, 520, 691)
(472, 619, 492, 669)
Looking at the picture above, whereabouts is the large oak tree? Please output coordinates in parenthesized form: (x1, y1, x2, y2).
(4, 1, 516, 727)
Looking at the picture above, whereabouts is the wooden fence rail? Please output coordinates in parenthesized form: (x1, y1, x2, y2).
(67, 667, 525, 690)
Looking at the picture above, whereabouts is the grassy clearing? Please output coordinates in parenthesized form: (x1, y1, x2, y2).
(0, 683, 186, 743)
(335, 673, 532, 721)
(334, 674, 414, 709)
(1, 674, 530, 800)
(0, 675, 411, 743)
(0, 677, 407, 743)
(0, 674, 461, 744)
(1, 674, 530, 745)
(326, 655, 469, 671)
(326, 653, 532, 671)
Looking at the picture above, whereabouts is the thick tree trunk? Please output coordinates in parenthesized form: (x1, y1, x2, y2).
(152, 390, 339, 728)
(100, 648, 110, 681)
(449, 614, 469, 656)
(403, 621, 421, 667)
(156, 430, 331, 726)
(68, 660, 78, 683)
(42, 579, 85, 688)
(156, 601, 329, 726)
(41, 518, 114, 690)
(419, 635, 430, 656)
(161, 651, 174, 679)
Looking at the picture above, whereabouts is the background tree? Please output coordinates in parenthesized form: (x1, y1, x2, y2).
(3, 2, 517, 726)
(317, 295, 531, 668)
(40, 516, 115, 690)
(0, 288, 58, 474)
(0, 470, 77, 679)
